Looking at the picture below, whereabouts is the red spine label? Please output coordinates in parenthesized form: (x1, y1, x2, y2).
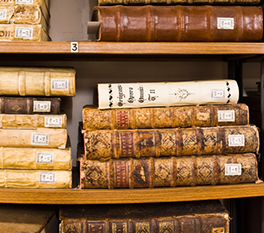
(114, 160, 129, 188)
(120, 132, 134, 157)
(116, 110, 129, 128)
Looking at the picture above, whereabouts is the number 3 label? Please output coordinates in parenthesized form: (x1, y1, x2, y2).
(71, 42, 78, 52)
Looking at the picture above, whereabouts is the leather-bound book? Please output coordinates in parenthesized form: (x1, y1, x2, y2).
(82, 103, 249, 130)
(91, 5, 263, 42)
(83, 125, 259, 161)
(59, 200, 229, 233)
(80, 153, 258, 188)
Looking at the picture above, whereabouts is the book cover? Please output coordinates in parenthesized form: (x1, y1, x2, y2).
(80, 153, 258, 189)
(83, 103, 249, 130)
(0, 67, 75, 96)
(97, 80, 239, 109)
(83, 125, 259, 161)
(91, 5, 263, 42)
(59, 200, 229, 233)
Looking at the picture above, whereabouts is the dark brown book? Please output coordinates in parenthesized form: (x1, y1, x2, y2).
(0, 97, 61, 114)
(83, 125, 259, 161)
(80, 153, 258, 189)
(91, 5, 263, 42)
(82, 103, 249, 130)
(59, 200, 229, 233)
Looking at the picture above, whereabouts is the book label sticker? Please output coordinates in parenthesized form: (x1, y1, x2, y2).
(36, 152, 54, 164)
(33, 101, 51, 112)
(51, 79, 69, 91)
(39, 172, 56, 184)
(0, 10, 7, 20)
(217, 18, 234, 30)
(212, 227, 225, 233)
(31, 133, 49, 145)
(225, 164, 241, 176)
(16, 0, 33, 4)
(211, 89, 225, 99)
(15, 27, 33, 39)
(228, 135, 245, 147)
(45, 116, 63, 128)
(218, 110, 235, 122)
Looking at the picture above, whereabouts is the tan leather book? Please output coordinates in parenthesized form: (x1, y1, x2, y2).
(82, 103, 249, 130)
(59, 200, 229, 233)
(0, 169, 72, 188)
(0, 67, 76, 96)
(92, 5, 263, 42)
(80, 153, 258, 188)
(83, 125, 259, 161)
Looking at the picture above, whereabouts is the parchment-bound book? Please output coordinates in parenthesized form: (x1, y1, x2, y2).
(98, 80, 239, 109)
(83, 103, 249, 130)
(59, 200, 229, 233)
(80, 153, 258, 189)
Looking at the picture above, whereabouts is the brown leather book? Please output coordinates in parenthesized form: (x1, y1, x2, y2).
(0, 97, 61, 114)
(82, 103, 249, 130)
(83, 125, 259, 161)
(92, 5, 263, 42)
(80, 153, 258, 189)
(59, 200, 229, 233)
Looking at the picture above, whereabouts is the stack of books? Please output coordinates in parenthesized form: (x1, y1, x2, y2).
(0, 66, 76, 188)
(0, 0, 50, 41)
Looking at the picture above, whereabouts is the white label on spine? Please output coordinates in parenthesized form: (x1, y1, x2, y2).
(45, 116, 63, 128)
(0, 10, 7, 20)
(218, 110, 235, 122)
(51, 79, 69, 91)
(31, 133, 49, 145)
(217, 18, 234, 30)
(39, 172, 56, 183)
(36, 152, 54, 164)
(15, 27, 33, 39)
(16, 0, 33, 4)
(33, 101, 51, 112)
(228, 135, 245, 147)
(211, 89, 225, 99)
(225, 164, 241, 176)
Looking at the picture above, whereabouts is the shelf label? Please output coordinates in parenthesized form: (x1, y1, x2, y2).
(51, 79, 69, 91)
(39, 172, 56, 183)
(0, 10, 7, 20)
(228, 135, 245, 147)
(225, 164, 241, 176)
(211, 89, 225, 99)
(217, 18, 234, 30)
(218, 110, 235, 122)
(15, 27, 33, 39)
(31, 133, 49, 146)
(16, 0, 33, 4)
(71, 42, 78, 53)
(33, 101, 51, 112)
(36, 152, 54, 164)
(45, 116, 63, 128)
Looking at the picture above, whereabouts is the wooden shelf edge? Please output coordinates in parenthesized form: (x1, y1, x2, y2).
(0, 183, 263, 204)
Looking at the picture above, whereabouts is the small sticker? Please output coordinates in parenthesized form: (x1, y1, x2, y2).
(217, 17, 234, 30)
(15, 27, 33, 39)
(36, 152, 54, 164)
(51, 79, 69, 91)
(71, 42, 78, 52)
(218, 110, 235, 122)
(31, 133, 49, 146)
(212, 227, 225, 233)
(33, 101, 51, 112)
(228, 135, 245, 147)
(0, 10, 7, 20)
(211, 89, 225, 99)
(45, 116, 63, 128)
(225, 164, 241, 176)
(16, 0, 33, 4)
(39, 172, 56, 183)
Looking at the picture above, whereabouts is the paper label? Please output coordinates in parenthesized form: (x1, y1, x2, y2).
(16, 0, 33, 4)
(39, 172, 56, 184)
(36, 152, 54, 164)
(0, 10, 7, 20)
(51, 79, 69, 91)
(15, 27, 33, 39)
(45, 116, 63, 128)
(211, 89, 225, 99)
(217, 18, 234, 30)
(31, 133, 49, 145)
(218, 110, 235, 122)
(33, 101, 51, 112)
(212, 227, 225, 233)
(228, 135, 245, 147)
(225, 164, 241, 176)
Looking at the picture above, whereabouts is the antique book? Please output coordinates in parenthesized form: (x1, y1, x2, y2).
(97, 80, 239, 109)
(83, 125, 259, 161)
(59, 200, 229, 233)
(82, 103, 249, 130)
(0, 128, 67, 149)
(0, 97, 61, 114)
(0, 67, 76, 96)
(0, 169, 72, 188)
(91, 5, 263, 42)
(80, 153, 258, 188)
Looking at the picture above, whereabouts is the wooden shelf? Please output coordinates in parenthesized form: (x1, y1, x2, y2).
(0, 183, 263, 204)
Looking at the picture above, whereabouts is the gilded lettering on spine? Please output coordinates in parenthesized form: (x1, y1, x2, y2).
(113, 160, 129, 188)
(88, 222, 106, 233)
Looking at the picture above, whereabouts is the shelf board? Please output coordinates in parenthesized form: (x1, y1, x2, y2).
(0, 183, 263, 204)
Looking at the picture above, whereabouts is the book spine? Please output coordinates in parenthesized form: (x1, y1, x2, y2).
(82, 103, 249, 130)
(0, 97, 61, 114)
(80, 153, 258, 189)
(94, 5, 263, 42)
(83, 125, 259, 161)
(97, 80, 239, 109)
